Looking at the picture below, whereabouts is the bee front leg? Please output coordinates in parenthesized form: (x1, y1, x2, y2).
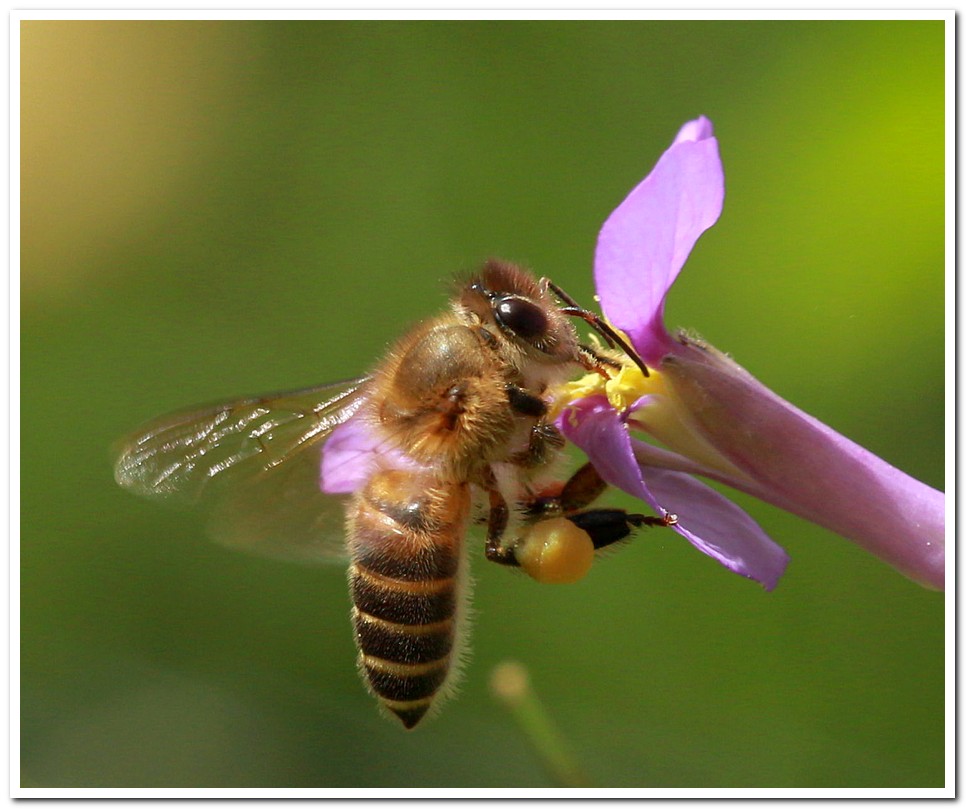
(510, 423, 565, 470)
(503, 383, 565, 469)
(576, 344, 624, 378)
(504, 383, 547, 417)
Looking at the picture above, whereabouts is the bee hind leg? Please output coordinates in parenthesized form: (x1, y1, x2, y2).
(559, 461, 608, 511)
(523, 461, 607, 518)
(566, 508, 677, 551)
(529, 461, 677, 551)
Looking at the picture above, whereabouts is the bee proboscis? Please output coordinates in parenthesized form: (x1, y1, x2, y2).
(114, 259, 672, 728)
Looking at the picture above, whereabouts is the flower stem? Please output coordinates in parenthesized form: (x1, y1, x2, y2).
(489, 660, 591, 788)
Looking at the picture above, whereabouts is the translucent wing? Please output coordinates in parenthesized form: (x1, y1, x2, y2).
(113, 378, 369, 562)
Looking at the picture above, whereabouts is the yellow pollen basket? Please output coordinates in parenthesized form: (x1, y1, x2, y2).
(515, 517, 595, 584)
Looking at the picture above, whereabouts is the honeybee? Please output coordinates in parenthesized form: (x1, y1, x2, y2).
(114, 259, 674, 728)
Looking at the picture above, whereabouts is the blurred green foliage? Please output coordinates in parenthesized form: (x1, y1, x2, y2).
(21, 20, 945, 788)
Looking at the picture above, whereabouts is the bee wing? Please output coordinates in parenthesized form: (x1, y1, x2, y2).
(205, 429, 352, 563)
(113, 378, 369, 562)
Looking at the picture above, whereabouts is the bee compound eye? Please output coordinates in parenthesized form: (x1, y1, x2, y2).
(494, 296, 549, 341)
(515, 518, 594, 584)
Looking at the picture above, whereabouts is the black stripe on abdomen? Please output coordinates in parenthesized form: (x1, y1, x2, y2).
(361, 656, 449, 702)
(349, 565, 456, 626)
(353, 610, 454, 665)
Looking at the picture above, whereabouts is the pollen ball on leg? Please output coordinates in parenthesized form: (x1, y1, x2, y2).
(515, 517, 595, 584)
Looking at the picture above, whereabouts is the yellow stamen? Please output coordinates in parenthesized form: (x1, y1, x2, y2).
(550, 355, 747, 482)
(603, 363, 664, 411)
(549, 361, 664, 419)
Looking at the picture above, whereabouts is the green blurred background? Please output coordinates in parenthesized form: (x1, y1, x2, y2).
(21, 20, 945, 788)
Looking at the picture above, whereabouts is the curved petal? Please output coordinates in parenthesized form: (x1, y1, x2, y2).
(594, 116, 724, 366)
(320, 415, 424, 495)
(555, 395, 651, 501)
(320, 416, 380, 494)
(660, 341, 945, 589)
(672, 115, 715, 145)
(638, 466, 790, 591)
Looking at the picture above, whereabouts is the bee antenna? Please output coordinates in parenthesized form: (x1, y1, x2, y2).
(545, 279, 650, 378)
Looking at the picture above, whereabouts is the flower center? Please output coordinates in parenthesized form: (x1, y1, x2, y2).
(549, 361, 664, 419)
(551, 358, 747, 482)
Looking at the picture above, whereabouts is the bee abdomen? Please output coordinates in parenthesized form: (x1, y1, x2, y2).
(347, 470, 469, 729)
(354, 612, 454, 664)
(350, 568, 460, 729)
(363, 654, 449, 702)
(350, 565, 456, 627)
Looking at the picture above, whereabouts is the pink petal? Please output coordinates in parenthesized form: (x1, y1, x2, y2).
(320, 417, 379, 494)
(594, 116, 724, 366)
(672, 115, 715, 145)
(660, 342, 945, 590)
(556, 396, 651, 501)
(557, 395, 788, 590)
(638, 465, 790, 591)
(320, 415, 424, 495)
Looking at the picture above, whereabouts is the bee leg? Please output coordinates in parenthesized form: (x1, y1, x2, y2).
(504, 384, 565, 468)
(559, 461, 609, 511)
(576, 344, 624, 378)
(524, 461, 610, 515)
(566, 508, 677, 551)
(505, 383, 547, 417)
(482, 472, 520, 567)
(510, 422, 565, 470)
(534, 461, 677, 550)
(521, 460, 601, 520)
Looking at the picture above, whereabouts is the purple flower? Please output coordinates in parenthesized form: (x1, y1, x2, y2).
(555, 116, 945, 591)
(320, 410, 429, 495)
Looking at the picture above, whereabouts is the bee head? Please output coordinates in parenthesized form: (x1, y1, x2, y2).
(458, 259, 580, 366)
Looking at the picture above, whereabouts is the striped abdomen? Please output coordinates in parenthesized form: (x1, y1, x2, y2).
(347, 468, 470, 729)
